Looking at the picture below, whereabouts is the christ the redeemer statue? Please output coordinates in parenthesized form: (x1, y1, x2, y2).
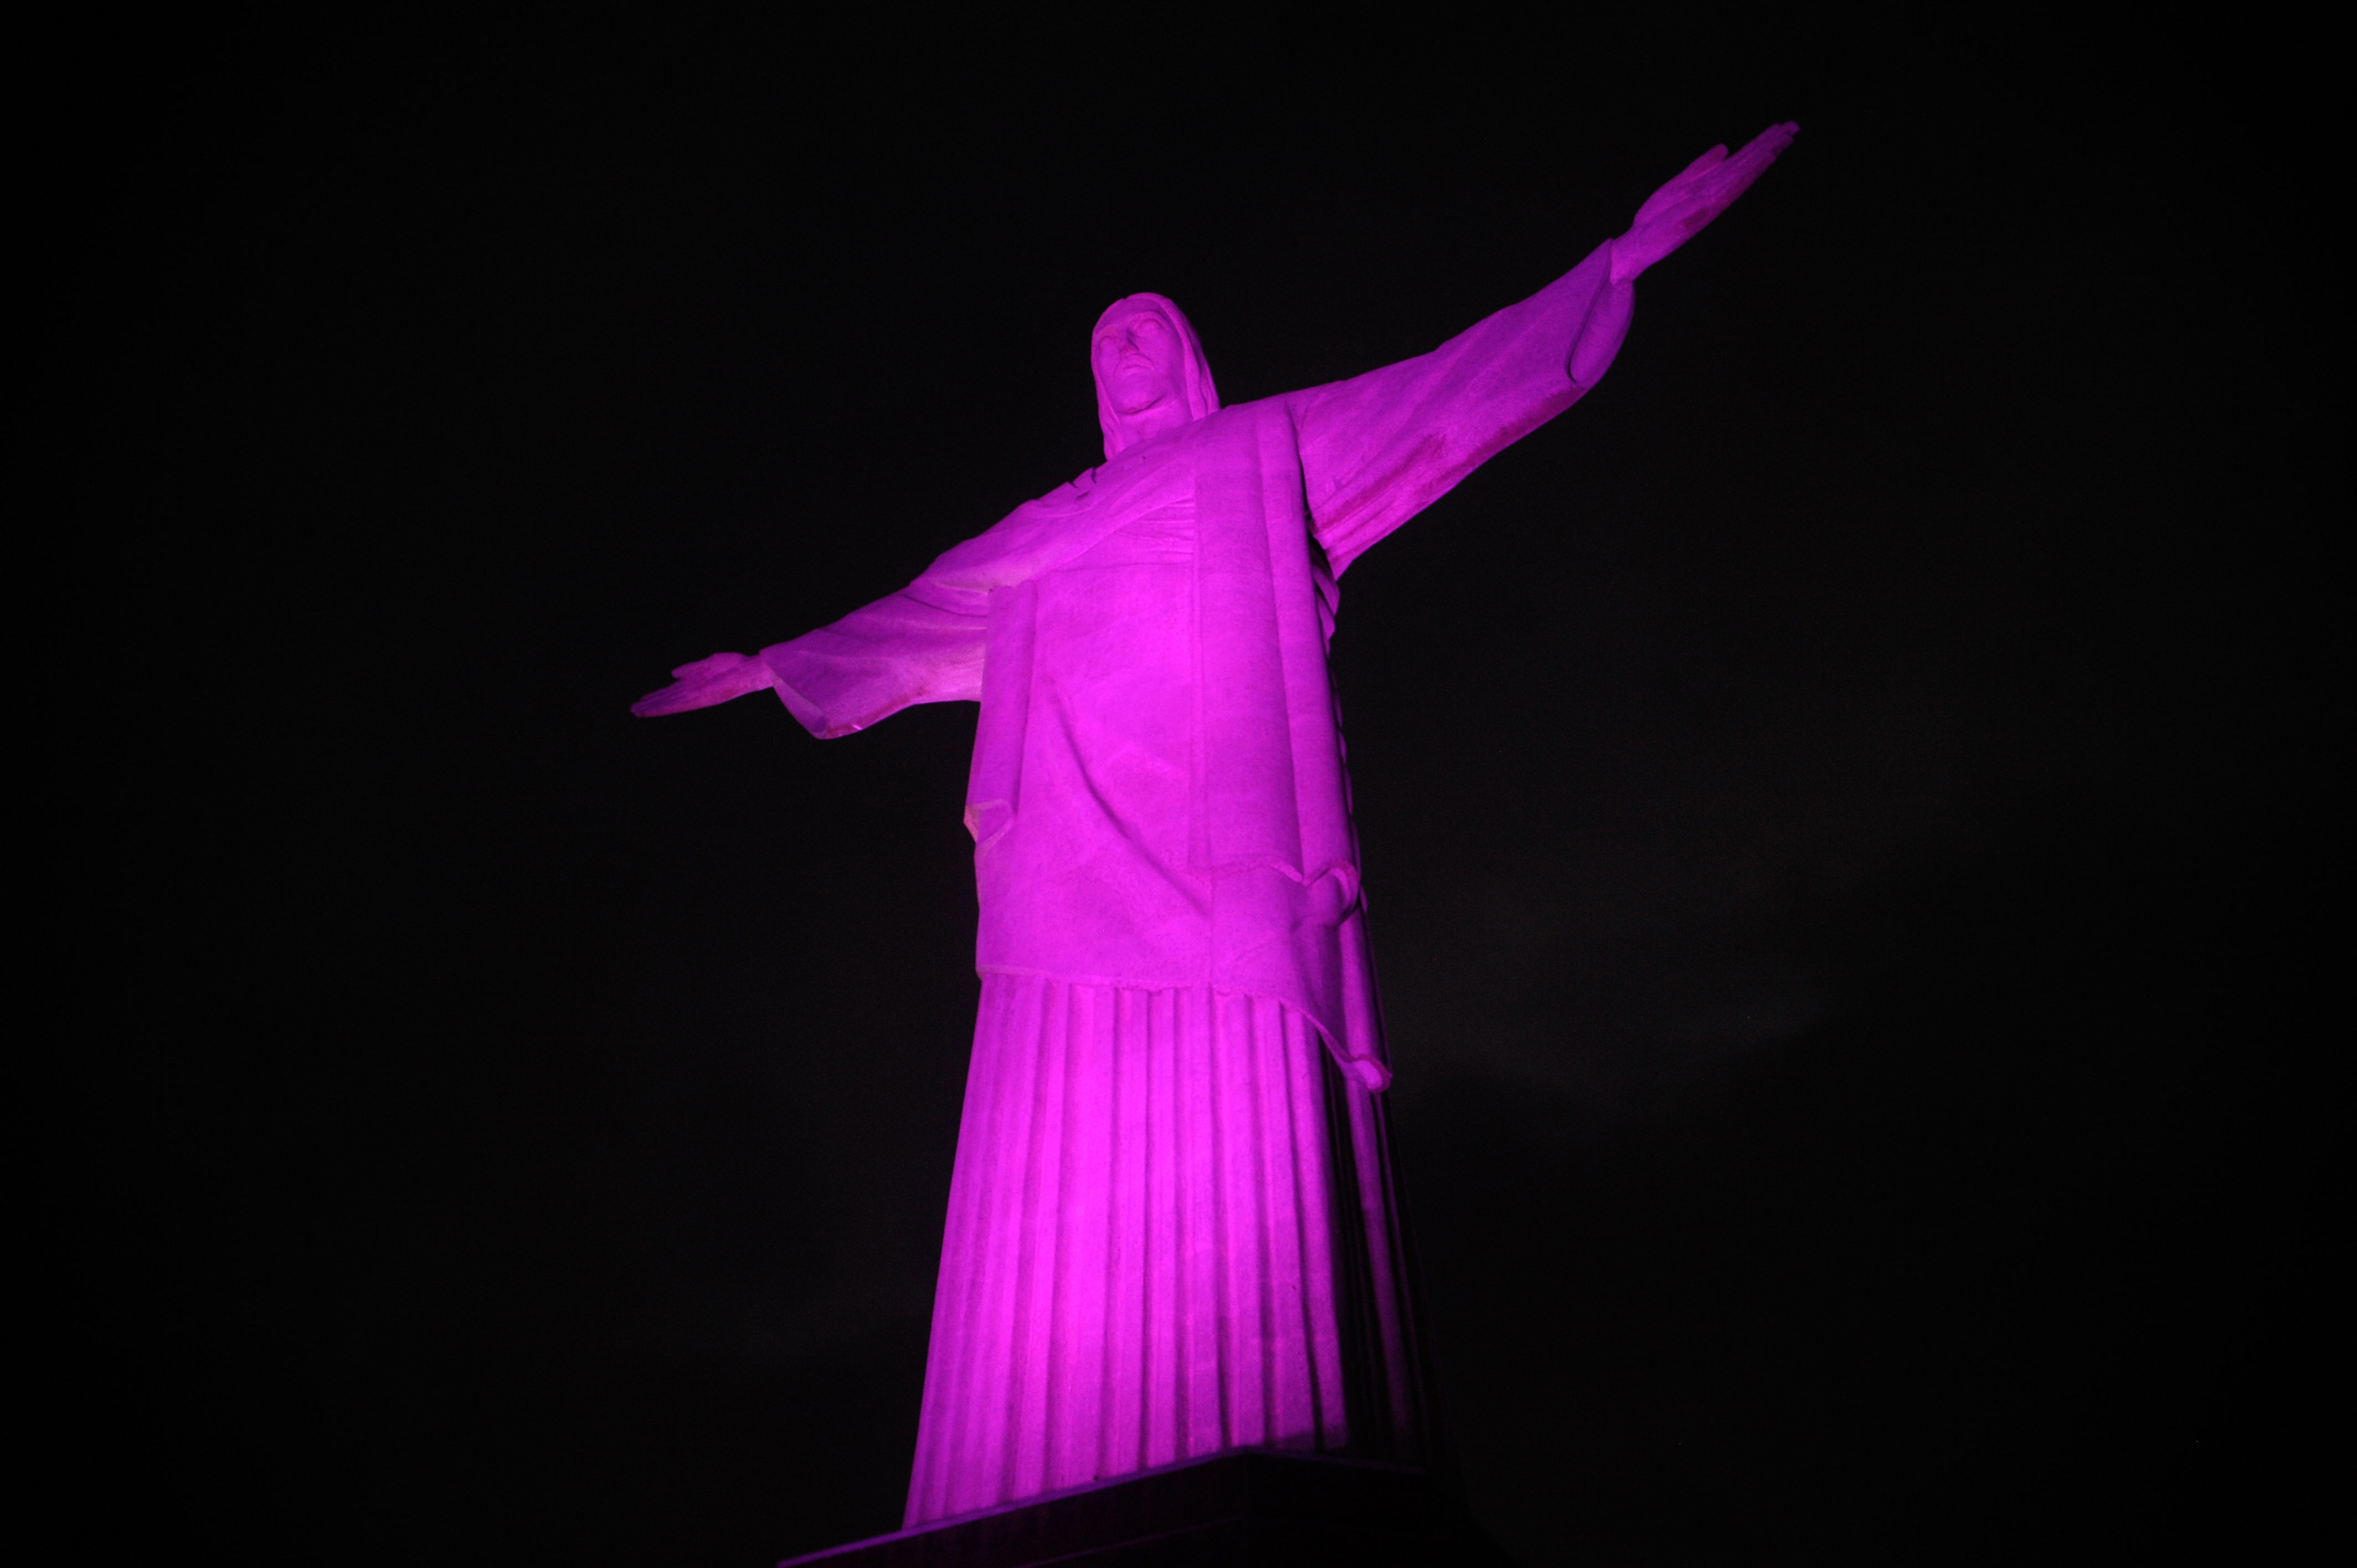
(636, 125, 1795, 1529)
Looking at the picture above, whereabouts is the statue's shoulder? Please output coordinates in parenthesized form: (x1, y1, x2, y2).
(1029, 468, 1100, 517)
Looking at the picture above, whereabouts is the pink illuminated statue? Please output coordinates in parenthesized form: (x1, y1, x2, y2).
(637, 125, 1796, 1528)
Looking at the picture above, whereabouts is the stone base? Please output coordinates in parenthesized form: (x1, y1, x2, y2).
(778, 1450, 1516, 1566)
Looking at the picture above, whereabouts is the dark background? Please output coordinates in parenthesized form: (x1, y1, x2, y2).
(135, 18, 2325, 1566)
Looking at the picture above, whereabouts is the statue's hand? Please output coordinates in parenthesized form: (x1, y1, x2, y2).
(631, 651, 775, 716)
(1610, 122, 1798, 285)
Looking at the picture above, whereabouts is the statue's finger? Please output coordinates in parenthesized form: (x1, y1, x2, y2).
(1698, 131, 1792, 208)
(1726, 123, 1797, 177)
(1731, 128, 1791, 171)
(1676, 144, 1730, 183)
(1635, 145, 1731, 227)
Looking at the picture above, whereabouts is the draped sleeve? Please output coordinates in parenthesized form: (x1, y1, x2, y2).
(1291, 239, 1635, 578)
(759, 582, 988, 739)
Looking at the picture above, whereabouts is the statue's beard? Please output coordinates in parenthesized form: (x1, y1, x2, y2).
(1110, 376, 1174, 417)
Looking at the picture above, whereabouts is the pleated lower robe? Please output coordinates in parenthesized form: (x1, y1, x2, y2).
(904, 975, 1429, 1526)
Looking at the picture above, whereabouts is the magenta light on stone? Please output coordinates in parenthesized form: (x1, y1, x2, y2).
(636, 125, 1797, 1535)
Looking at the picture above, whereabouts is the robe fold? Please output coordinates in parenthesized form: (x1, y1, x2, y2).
(902, 977, 1427, 1524)
(756, 241, 1635, 1525)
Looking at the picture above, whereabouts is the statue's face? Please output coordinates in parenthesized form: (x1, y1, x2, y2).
(1093, 308, 1187, 418)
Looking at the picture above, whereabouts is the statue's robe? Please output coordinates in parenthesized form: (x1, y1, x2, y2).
(762, 241, 1634, 1525)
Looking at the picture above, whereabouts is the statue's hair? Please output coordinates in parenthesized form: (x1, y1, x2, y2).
(1091, 293, 1220, 461)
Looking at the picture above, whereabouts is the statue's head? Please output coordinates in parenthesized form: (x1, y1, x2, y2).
(1092, 293, 1219, 461)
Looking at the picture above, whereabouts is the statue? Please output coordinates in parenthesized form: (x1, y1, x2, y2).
(635, 125, 1797, 1530)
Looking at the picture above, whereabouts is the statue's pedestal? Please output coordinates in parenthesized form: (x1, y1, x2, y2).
(778, 1450, 1515, 1566)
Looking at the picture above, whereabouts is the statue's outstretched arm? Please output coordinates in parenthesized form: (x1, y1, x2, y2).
(1298, 123, 1795, 575)
(634, 585, 987, 736)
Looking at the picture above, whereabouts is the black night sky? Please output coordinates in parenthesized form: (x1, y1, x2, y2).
(155, 19, 2324, 1566)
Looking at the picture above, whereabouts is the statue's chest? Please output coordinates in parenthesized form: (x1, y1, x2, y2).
(1030, 497, 1199, 757)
